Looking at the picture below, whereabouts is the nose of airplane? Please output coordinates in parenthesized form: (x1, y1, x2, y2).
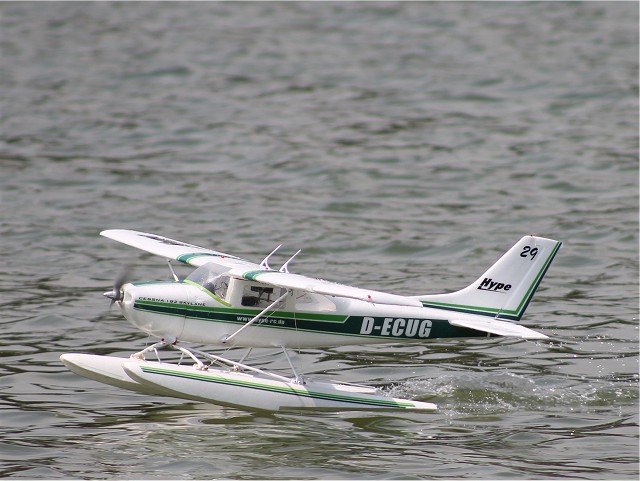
(111, 282, 188, 340)
(103, 286, 124, 303)
(107, 282, 136, 324)
(103, 266, 133, 305)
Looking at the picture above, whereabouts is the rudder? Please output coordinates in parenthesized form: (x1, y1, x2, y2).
(416, 236, 562, 321)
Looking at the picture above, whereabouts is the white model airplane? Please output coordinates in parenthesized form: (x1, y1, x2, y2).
(61, 229, 562, 412)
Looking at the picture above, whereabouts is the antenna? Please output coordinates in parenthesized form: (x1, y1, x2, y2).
(279, 249, 302, 273)
(259, 244, 282, 270)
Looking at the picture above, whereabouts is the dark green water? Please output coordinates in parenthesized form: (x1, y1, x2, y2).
(1, 2, 638, 479)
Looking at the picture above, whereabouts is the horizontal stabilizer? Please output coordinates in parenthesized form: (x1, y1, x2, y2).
(450, 318, 548, 340)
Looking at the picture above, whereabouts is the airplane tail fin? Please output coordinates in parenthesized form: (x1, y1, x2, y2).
(415, 235, 562, 322)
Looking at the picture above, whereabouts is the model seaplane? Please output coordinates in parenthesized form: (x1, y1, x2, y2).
(61, 229, 562, 412)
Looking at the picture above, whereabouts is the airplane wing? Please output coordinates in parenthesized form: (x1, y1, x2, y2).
(449, 318, 548, 340)
(102, 229, 423, 307)
(228, 268, 424, 308)
(100, 229, 259, 269)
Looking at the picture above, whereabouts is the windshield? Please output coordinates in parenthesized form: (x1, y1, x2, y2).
(186, 263, 232, 300)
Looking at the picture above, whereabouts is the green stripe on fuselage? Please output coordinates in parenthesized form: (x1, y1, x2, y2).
(132, 301, 480, 340)
(134, 300, 348, 322)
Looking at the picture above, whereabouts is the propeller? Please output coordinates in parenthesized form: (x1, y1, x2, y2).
(104, 266, 133, 306)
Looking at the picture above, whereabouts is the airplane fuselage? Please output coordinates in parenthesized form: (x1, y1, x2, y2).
(117, 279, 484, 348)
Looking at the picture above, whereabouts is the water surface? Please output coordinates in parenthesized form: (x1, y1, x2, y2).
(0, 2, 638, 479)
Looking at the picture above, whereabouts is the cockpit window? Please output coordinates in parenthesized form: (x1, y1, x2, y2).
(208, 274, 230, 299)
(186, 263, 232, 300)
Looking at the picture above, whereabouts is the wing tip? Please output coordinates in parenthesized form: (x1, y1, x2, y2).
(100, 228, 132, 239)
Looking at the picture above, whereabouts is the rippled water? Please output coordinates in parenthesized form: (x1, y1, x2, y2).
(1, 2, 638, 479)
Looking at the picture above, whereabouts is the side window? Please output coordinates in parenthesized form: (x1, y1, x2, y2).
(241, 284, 286, 309)
(294, 291, 336, 312)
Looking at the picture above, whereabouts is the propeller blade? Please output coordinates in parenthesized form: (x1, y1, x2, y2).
(104, 266, 133, 306)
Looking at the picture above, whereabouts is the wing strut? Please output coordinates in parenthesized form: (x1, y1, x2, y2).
(166, 260, 180, 281)
(221, 290, 291, 344)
